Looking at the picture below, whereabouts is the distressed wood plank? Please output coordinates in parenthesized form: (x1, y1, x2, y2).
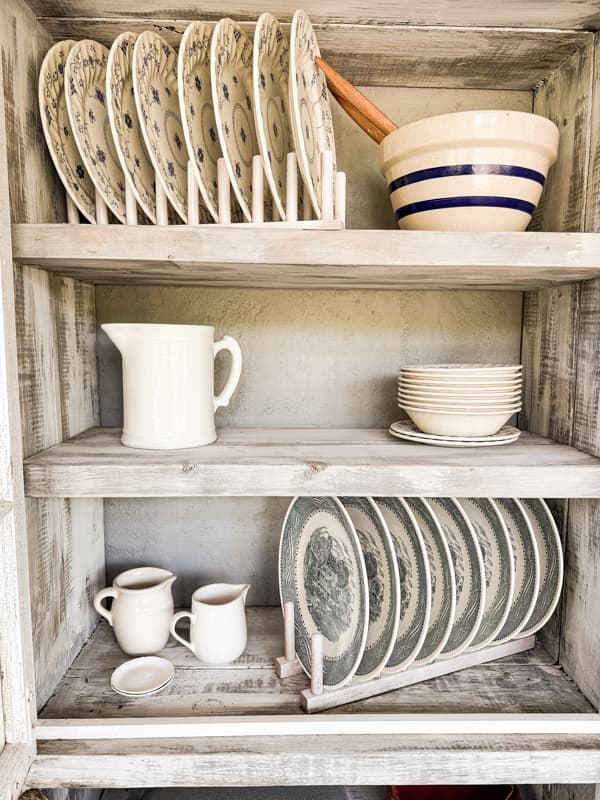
(12, 226, 600, 289)
(28, 734, 600, 787)
(26, 1, 600, 29)
(22, 426, 600, 498)
(33, 21, 589, 91)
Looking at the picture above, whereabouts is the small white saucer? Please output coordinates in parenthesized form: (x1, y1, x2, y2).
(389, 420, 520, 447)
(110, 656, 174, 697)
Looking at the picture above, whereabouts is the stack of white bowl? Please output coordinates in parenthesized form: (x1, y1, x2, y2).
(398, 364, 522, 438)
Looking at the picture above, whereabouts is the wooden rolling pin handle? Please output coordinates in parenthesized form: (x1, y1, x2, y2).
(334, 93, 386, 144)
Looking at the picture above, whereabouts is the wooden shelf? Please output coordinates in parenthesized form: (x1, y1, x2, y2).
(23, 426, 600, 498)
(30, 608, 600, 787)
(12, 225, 600, 290)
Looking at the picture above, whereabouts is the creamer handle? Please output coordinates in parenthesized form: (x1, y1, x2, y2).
(93, 587, 118, 627)
(213, 335, 242, 412)
(170, 611, 196, 652)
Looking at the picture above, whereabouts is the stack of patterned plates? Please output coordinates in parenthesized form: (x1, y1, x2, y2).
(279, 495, 562, 689)
(395, 364, 523, 444)
(39, 9, 335, 224)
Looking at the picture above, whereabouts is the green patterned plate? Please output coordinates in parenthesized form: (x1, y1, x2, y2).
(493, 498, 540, 644)
(404, 498, 456, 665)
(517, 498, 563, 638)
(374, 497, 431, 673)
(340, 497, 400, 681)
(458, 498, 515, 650)
(65, 39, 127, 222)
(428, 498, 485, 658)
(279, 496, 368, 689)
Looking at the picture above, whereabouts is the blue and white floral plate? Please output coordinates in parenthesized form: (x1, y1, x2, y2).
(517, 498, 563, 638)
(279, 496, 368, 689)
(340, 497, 400, 682)
(289, 9, 336, 218)
(107, 32, 160, 223)
(427, 498, 485, 658)
(65, 39, 126, 222)
(39, 40, 96, 223)
(457, 498, 515, 650)
(134, 32, 201, 223)
(211, 18, 267, 222)
(374, 497, 431, 673)
(253, 13, 293, 220)
(404, 497, 456, 665)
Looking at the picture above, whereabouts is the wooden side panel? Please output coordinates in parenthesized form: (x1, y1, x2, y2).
(1, 0, 104, 711)
(521, 41, 594, 661)
(560, 33, 600, 711)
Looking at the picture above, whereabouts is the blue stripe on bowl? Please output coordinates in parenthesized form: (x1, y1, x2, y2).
(394, 195, 536, 220)
(388, 164, 546, 194)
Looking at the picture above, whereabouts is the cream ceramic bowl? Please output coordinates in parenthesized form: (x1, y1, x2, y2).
(401, 406, 516, 437)
(398, 387, 521, 400)
(398, 396, 522, 410)
(399, 377, 522, 389)
(379, 110, 559, 231)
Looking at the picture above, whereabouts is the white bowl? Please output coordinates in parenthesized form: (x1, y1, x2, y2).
(398, 396, 522, 410)
(379, 110, 559, 231)
(401, 363, 521, 373)
(401, 406, 516, 437)
(399, 376, 522, 389)
(398, 387, 522, 400)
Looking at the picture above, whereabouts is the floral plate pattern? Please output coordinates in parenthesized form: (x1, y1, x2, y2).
(340, 497, 400, 682)
(107, 32, 161, 223)
(65, 39, 127, 222)
(134, 32, 209, 223)
(289, 9, 336, 218)
(253, 13, 294, 220)
(39, 40, 96, 223)
(279, 496, 369, 689)
(211, 18, 268, 222)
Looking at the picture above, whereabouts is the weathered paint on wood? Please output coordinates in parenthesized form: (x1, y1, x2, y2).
(12, 226, 600, 290)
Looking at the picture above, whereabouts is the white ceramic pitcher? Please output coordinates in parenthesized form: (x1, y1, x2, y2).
(170, 583, 250, 664)
(102, 323, 242, 449)
(93, 567, 176, 655)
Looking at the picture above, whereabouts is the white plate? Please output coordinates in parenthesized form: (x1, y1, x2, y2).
(427, 498, 485, 659)
(398, 398, 522, 412)
(279, 496, 369, 689)
(253, 13, 294, 220)
(517, 499, 564, 638)
(39, 40, 97, 223)
(457, 498, 515, 650)
(289, 9, 336, 218)
(107, 32, 159, 223)
(398, 388, 522, 400)
(389, 420, 520, 445)
(112, 672, 175, 697)
(211, 18, 266, 222)
(399, 377, 522, 389)
(492, 498, 540, 644)
(65, 39, 127, 222)
(134, 31, 198, 222)
(401, 364, 522, 374)
(179, 21, 232, 223)
(373, 497, 431, 674)
(404, 498, 456, 665)
(340, 497, 400, 682)
(111, 656, 174, 696)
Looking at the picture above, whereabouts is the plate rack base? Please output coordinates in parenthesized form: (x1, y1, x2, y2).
(275, 602, 536, 713)
(65, 150, 346, 229)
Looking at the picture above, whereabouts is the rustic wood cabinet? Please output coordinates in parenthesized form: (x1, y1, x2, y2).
(1, 0, 600, 796)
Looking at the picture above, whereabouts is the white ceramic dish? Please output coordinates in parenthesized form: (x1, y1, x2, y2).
(65, 39, 127, 222)
(398, 386, 521, 399)
(133, 31, 193, 222)
(389, 420, 520, 447)
(399, 377, 522, 389)
(401, 364, 522, 374)
(379, 110, 559, 231)
(110, 656, 174, 696)
(398, 396, 522, 411)
(402, 406, 516, 437)
(253, 13, 293, 220)
(289, 8, 336, 218)
(39, 40, 97, 223)
(211, 18, 264, 222)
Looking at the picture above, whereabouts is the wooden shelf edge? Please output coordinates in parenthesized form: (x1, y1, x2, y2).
(12, 226, 600, 289)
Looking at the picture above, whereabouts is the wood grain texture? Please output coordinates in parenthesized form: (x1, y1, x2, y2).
(32, 20, 589, 91)
(25, 1, 600, 28)
(12, 226, 600, 289)
(0, 744, 35, 800)
(22, 426, 600, 498)
(28, 734, 600, 787)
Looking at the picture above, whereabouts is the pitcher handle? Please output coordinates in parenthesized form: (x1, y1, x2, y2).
(170, 611, 196, 653)
(213, 335, 242, 412)
(93, 587, 118, 627)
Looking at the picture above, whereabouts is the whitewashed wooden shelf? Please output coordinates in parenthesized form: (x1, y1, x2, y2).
(12, 225, 600, 290)
(29, 608, 600, 787)
(23, 426, 600, 498)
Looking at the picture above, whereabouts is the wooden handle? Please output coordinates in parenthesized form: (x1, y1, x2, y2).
(315, 56, 397, 139)
(334, 94, 386, 144)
